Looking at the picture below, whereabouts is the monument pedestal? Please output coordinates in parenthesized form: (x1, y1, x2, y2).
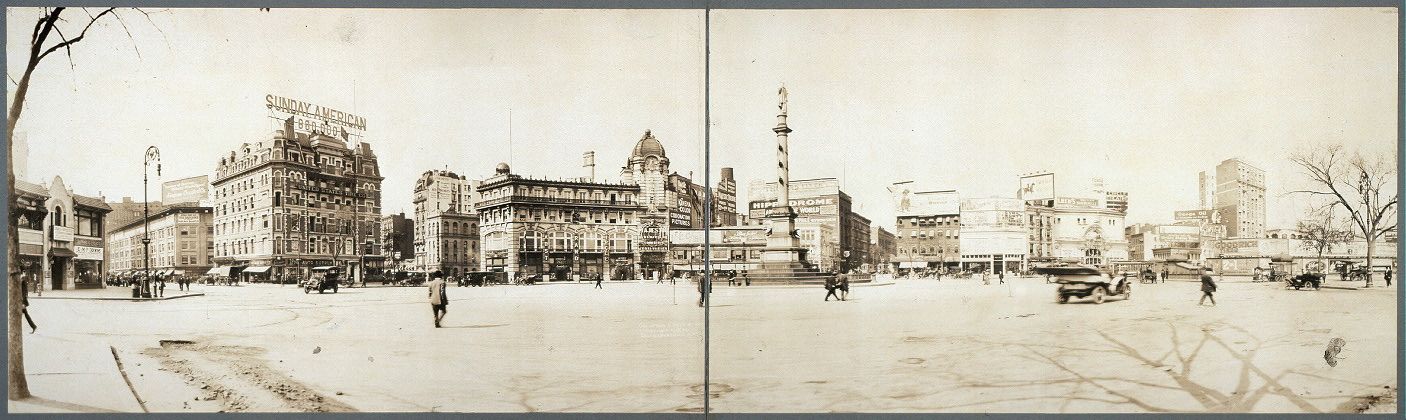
(747, 207, 833, 284)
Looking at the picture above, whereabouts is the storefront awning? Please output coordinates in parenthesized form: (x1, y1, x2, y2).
(898, 262, 928, 268)
(205, 266, 231, 276)
(243, 266, 272, 274)
(49, 247, 77, 258)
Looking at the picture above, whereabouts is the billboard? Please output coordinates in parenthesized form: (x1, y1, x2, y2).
(889, 182, 959, 217)
(266, 94, 367, 139)
(162, 176, 209, 205)
(1054, 197, 1099, 209)
(748, 196, 839, 219)
(1018, 173, 1055, 201)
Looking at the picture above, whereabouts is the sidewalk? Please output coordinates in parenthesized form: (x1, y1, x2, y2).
(8, 334, 145, 413)
(28, 287, 202, 301)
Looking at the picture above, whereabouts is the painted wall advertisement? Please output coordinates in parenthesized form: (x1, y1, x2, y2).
(748, 196, 838, 219)
(1054, 197, 1098, 209)
(176, 213, 202, 225)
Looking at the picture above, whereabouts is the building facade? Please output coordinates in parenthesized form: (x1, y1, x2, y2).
(870, 225, 896, 270)
(747, 177, 872, 272)
(211, 120, 384, 282)
(1125, 223, 1201, 262)
(1024, 197, 1129, 266)
(14, 177, 112, 290)
(893, 189, 961, 271)
(1213, 158, 1266, 239)
(107, 205, 214, 276)
(960, 197, 1028, 272)
(412, 170, 480, 276)
(380, 212, 415, 270)
(478, 163, 646, 281)
(668, 226, 769, 274)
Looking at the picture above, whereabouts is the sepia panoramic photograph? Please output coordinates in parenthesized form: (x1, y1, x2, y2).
(4, 3, 1402, 416)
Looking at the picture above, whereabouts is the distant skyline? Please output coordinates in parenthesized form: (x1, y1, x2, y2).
(9, 8, 1397, 231)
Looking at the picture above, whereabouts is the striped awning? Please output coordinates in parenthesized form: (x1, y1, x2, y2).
(243, 266, 272, 274)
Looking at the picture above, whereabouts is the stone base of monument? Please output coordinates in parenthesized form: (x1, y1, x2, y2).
(743, 261, 863, 285)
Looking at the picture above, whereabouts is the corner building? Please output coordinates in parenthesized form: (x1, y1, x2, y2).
(478, 163, 644, 281)
(412, 170, 480, 276)
(212, 120, 384, 282)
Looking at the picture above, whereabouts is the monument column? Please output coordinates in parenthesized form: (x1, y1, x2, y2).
(762, 86, 804, 264)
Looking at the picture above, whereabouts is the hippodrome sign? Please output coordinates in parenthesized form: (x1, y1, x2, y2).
(266, 95, 368, 138)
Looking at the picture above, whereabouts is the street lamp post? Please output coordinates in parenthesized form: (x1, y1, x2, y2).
(143, 146, 161, 298)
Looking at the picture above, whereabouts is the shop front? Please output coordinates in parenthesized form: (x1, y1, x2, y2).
(73, 243, 105, 289)
(547, 252, 574, 281)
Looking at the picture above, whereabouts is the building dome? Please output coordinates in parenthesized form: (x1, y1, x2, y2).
(495, 162, 511, 174)
(631, 130, 666, 159)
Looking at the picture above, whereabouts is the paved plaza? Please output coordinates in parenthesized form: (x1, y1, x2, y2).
(8, 276, 1398, 413)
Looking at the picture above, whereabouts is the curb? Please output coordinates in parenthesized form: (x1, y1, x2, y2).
(713, 282, 897, 289)
(30, 293, 204, 301)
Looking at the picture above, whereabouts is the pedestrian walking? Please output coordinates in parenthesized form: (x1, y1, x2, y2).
(158, 275, 166, 298)
(18, 272, 37, 333)
(982, 270, 990, 285)
(727, 272, 737, 287)
(1161, 269, 1168, 283)
(1198, 268, 1217, 306)
(998, 270, 1005, 285)
(824, 276, 840, 301)
(696, 273, 707, 307)
(838, 273, 850, 301)
(1385, 268, 1393, 287)
(595, 274, 603, 289)
(427, 271, 448, 328)
(742, 272, 751, 286)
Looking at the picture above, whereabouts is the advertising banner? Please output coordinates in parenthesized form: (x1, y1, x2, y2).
(748, 196, 838, 219)
(1054, 197, 1099, 209)
(176, 213, 202, 225)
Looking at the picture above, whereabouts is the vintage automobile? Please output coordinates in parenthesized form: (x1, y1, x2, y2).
(1037, 266, 1132, 304)
(1286, 272, 1323, 290)
(303, 266, 341, 294)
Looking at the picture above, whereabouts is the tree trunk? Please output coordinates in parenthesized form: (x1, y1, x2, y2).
(8, 51, 38, 403)
(1365, 240, 1374, 287)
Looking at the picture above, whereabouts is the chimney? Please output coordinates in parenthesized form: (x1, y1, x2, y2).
(282, 116, 296, 139)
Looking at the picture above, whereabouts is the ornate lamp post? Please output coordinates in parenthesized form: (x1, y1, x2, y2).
(143, 146, 161, 298)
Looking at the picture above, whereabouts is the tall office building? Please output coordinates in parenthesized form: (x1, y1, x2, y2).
(1213, 158, 1266, 239)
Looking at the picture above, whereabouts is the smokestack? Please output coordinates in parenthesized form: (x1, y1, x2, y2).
(582, 151, 595, 182)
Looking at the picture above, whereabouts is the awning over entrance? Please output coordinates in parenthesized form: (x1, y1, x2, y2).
(49, 247, 77, 258)
(243, 266, 272, 274)
(898, 262, 928, 268)
(206, 266, 235, 276)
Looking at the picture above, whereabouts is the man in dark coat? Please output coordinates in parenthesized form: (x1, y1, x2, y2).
(18, 272, 36, 333)
(824, 276, 840, 301)
(1198, 268, 1217, 306)
(838, 273, 850, 301)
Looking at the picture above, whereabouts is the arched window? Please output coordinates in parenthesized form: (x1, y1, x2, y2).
(52, 206, 64, 227)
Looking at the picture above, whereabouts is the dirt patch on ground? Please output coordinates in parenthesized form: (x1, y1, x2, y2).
(142, 340, 355, 412)
(1337, 386, 1397, 413)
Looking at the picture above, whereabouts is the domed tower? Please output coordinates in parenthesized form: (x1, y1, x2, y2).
(620, 130, 670, 211)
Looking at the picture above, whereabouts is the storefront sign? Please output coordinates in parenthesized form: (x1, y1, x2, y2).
(1216, 239, 1260, 255)
(176, 213, 202, 224)
(51, 225, 73, 242)
(266, 94, 367, 138)
(73, 246, 104, 261)
(748, 197, 838, 220)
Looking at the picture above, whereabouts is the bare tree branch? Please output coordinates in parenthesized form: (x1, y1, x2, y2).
(36, 8, 117, 63)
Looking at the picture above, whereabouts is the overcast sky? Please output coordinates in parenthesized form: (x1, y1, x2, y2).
(7, 8, 706, 215)
(9, 7, 1397, 231)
